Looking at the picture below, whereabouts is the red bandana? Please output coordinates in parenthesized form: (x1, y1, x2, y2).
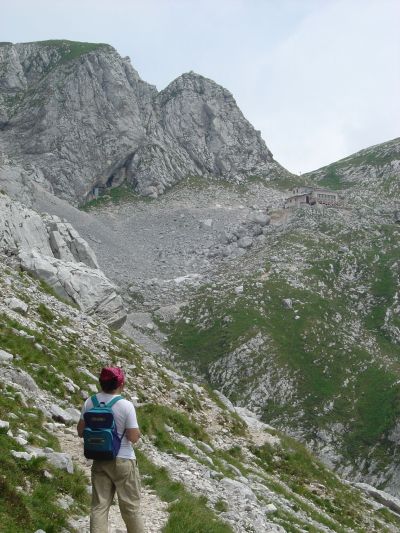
(99, 367, 125, 387)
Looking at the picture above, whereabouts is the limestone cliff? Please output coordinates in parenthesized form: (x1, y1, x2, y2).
(0, 192, 126, 327)
(0, 40, 288, 205)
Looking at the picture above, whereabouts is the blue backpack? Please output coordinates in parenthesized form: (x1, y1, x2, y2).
(83, 395, 125, 460)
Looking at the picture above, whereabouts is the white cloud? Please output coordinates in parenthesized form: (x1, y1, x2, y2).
(238, 0, 400, 172)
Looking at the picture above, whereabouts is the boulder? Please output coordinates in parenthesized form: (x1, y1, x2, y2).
(49, 230, 76, 262)
(237, 237, 253, 249)
(5, 297, 28, 315)
(65, 407, 81, 424)
(1, 367, 39, 392)
(249, 212, 270, 227)
(69, 235, 99, 269)
(282, 298, 293, 309)
(28, 446, 74, 474)
(212, 390, 236, 412)
(12, 450, 36, 461)
(50, 404, 78, 425)
(0, 420, 10, 431)
(19, 250, 126, 328)
(57, 495, 74, 509)
(0, 349, 14, 363)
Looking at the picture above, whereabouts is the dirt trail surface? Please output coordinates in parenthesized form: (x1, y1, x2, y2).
(60, 429, 169, 533)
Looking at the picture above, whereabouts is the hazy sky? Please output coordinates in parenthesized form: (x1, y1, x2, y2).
(1, 0, 399, 173)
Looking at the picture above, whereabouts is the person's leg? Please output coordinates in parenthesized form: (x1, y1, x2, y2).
(90, 460, 116, 533)
(114, 458, 144, 533)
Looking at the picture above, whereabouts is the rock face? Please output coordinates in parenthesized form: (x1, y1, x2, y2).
(0, 193, 125, 327)
(19, 250, 126, 328)
(0, 40, 288, 205)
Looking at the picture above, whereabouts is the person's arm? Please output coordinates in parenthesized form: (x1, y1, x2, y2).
(77, 398, 88, 438)
(125, 427, 141, 443)
(125, 402, 140, 443)
(77, 418, 85, 438)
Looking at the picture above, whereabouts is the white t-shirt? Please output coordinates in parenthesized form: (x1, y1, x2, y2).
(81, 392, 139, 459)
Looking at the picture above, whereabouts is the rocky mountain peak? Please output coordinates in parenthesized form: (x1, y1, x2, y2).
(161, 70, 234, 99)
(0, 40, 289, 205)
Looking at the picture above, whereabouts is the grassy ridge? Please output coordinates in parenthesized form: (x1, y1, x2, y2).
(304, 137, 400, 190)
(35, 40, 110, 63)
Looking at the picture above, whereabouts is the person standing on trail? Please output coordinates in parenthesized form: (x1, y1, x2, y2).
(77, 367, 144, 533)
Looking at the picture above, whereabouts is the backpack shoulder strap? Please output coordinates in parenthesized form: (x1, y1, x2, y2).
(106, 395, 123, 408)
(91, 395, 100, 408)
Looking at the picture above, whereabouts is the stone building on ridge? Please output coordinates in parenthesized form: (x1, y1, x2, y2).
(284, 187, 339, 208)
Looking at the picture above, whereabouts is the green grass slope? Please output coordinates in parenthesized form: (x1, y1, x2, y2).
(1, 259, 400, 530)
(162, 207, 400, 487)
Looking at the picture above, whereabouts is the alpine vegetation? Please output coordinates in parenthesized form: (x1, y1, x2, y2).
(0, 40, 399, 532)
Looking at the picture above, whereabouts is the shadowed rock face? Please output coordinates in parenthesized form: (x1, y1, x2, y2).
(0, 40, 288, 205)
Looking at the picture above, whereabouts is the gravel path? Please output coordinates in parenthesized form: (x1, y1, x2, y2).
(61, 429, 169, 533)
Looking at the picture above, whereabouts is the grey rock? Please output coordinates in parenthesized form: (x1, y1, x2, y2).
(201, 219, 213, 228)
(1, 367, 39, 391)
(5, 297, 28, 315)
(220, 477, 257, 502)
(50, 404, 76, 425)
(57, 495, 74, 509)
(19, 250, 126, 328)
(354, 482, 400, 515)
(14, 436, 28, 446)
(28, 446, 74, 474)
(0, 349, 14, 363)
(249, 212, 270, 227)
(64, 407, 81, 424)
(212, 389, 236, 412)
(237, 236, 253, 249)
(282, 298, 293, 309)
(0, 195, 124, 326)
(265, 503, 278, 513)
(248, 223, 263, 237)
(234, 226, 247, 239)
(49, 229, 75, 262)
(11, 450, 36, 461)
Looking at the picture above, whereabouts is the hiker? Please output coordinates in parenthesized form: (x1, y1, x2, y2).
(77, 367, 144, 533)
